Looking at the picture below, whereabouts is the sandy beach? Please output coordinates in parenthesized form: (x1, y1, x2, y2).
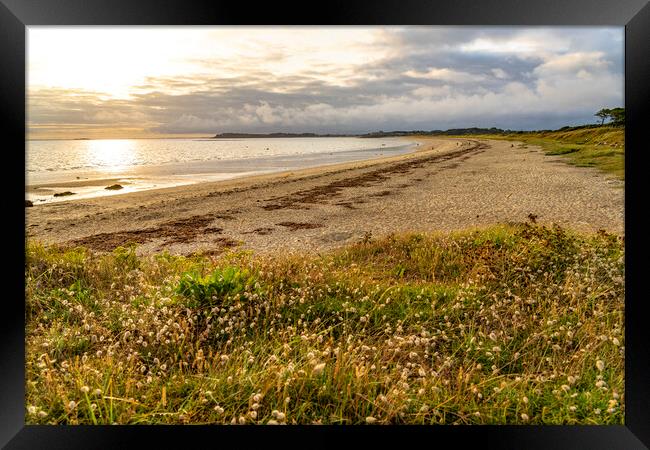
(25, 137, 624, 256)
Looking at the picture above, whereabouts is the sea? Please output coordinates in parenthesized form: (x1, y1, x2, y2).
(26, 137, 418, 203)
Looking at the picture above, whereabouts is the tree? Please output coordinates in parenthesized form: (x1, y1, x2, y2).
(595, 108, 611, 125)
(595, 107, 625, 126)
(609, 107, 625, 125)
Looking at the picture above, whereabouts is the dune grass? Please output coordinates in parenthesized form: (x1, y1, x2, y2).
(25, 222, 624, 425)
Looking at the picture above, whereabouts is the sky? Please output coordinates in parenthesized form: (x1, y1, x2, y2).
(27, 26, 624, 139)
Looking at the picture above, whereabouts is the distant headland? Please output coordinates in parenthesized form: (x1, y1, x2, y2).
(212, 123, 620, 140)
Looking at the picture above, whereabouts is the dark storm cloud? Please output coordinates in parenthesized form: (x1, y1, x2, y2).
(27, 27, 624, 137)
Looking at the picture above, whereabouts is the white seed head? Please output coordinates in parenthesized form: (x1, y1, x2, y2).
(365, 416, 378, 424)
(313, 363, 326, 375)
(596, 360, 605, 372)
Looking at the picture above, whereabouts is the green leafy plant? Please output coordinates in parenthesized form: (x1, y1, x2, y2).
(176, 266, 257, 307)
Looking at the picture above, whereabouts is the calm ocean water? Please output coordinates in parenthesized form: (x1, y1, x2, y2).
(26, 137, 417, 203)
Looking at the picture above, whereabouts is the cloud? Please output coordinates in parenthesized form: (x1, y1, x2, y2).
(491, 68, 509, 79)
(403, 68, 485, 83)
(533, 51, 610, 78)
(27, 27, 624, 137)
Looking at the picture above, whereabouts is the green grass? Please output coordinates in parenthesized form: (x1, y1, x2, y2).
(452, 126, 625, 180)
(25, 223, 624, 425)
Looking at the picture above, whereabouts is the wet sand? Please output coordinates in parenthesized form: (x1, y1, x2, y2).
(25, 137, 624, 256)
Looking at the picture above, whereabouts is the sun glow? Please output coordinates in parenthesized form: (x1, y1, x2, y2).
(85, 139, 138, 171)
(27, 27, 391, 99)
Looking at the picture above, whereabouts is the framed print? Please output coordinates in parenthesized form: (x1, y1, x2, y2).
(2, 0, 649, 448)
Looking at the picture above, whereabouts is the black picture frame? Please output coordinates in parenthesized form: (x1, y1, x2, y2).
(3, 0, 648, 448)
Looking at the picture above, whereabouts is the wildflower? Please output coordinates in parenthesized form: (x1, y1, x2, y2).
(252, 393, 262, 403)
(274, 411, 286, 421)
(596, 360, 605, 372)
(214, 406, 224, 414)
(80, 386, 90, 393)
(521, 413, 529, 421)
(68, 401, 77, 410)
(522, 397, 529, 404)
(249, 411, 257, 419)
(37, 411, 48, 418)
(365, 416, 378, 424)
(27, 406, 37, 415)
(569, 406, 577, 412)
(313, 363, 326, 376)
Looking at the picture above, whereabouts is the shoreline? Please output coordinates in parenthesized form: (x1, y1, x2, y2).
(26, 138, 422, 204)
(25, 137, 624, 256)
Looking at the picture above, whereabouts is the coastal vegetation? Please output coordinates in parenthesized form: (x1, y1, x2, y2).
(25, 221, 624, 425)
(471, 126, 625, 180)
(365, 125, 624, 180)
